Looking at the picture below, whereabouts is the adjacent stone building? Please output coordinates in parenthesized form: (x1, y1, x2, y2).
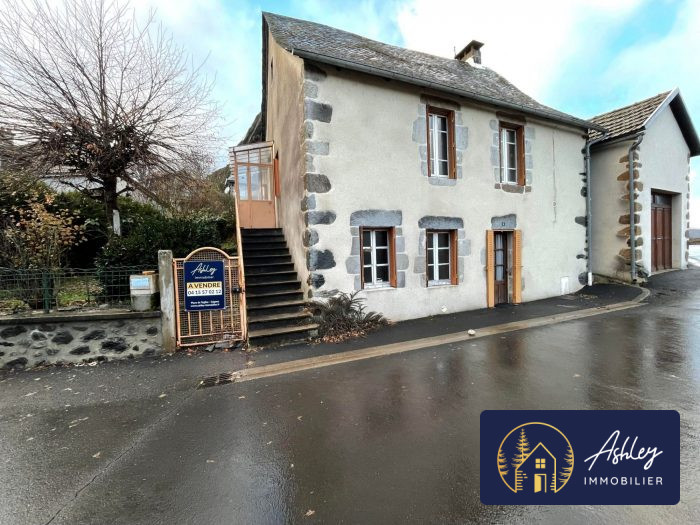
(589, 90, 700, 282)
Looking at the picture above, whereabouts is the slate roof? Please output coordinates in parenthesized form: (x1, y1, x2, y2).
(589, 91, 671, 141)
(263, 12, 601, 132)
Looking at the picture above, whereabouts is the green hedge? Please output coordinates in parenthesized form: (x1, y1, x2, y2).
(96, 213, 233, 268)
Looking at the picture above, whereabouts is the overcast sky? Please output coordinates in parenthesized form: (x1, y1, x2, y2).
(137, 0, 700, 226)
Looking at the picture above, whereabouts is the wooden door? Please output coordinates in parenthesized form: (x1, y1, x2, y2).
(231, 143, 276, 229)
(494, 231, 508, 305)
(651, 192, 672, 272)
(237, 164, 276, 228)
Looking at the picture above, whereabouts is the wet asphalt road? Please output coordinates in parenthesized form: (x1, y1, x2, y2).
(1, 270, 700, 524)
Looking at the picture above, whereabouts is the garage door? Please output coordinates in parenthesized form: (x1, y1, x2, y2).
(651, 192, 672, 272)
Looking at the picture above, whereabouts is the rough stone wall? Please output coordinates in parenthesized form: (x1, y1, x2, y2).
(0, 313, 162, 370)
(614, 150, 645, 277)
(302, 63, 337, 297)
(686, 154, 692, 264)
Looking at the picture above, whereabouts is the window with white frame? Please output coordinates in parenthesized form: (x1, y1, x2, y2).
(427, 106, 454, 178)
(500, 126, 519, 184)
(361, 228, 392, 288)
(427, 231, 453, 285)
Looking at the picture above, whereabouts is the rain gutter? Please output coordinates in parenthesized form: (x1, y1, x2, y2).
(584, 133, 609, 285)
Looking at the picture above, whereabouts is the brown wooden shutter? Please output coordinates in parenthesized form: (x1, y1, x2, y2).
(359, 227, 365, 289)
(449, 110, 456, 179)
(486, 230, 495, 307)
(389, 228, 398, 288)
(512, 229, 522, 304)
(425, 106, 432, 177)
(517, 127, 526, 187)
(450, 229, 458, 285)
(273, 156, 281, 197)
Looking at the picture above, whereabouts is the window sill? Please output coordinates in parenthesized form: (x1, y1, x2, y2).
(427, 282, 458, 288)
(494, 183, 532, 194)
(362, 285, 396, 292)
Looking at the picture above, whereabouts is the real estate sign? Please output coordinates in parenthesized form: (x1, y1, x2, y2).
(183, 260, 226, 311)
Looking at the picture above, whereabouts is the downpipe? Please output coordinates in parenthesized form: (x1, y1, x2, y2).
(628, 133, 644, 282)
(584, 134, 609, 286)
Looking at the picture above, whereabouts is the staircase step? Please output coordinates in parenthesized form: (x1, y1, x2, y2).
(246, 290, 304, 306)
(241, 235, 286, 244)
(246, 280, 301, 295)
(244, 254, 292, 265)
(244, 262, 296, 275)
(246, 271, 299, 284)
(248, 323, 319, 347)
(242, 240, 287, 249)
(243, 247, 290, 256)
(241, 228, 283, 236)
(248, 311, 313, 330)
(247, 299, 307, 316)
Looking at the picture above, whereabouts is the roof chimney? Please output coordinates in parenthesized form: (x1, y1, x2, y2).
(455, 40, 484, 64)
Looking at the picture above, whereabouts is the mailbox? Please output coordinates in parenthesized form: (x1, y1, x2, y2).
(129, 272, 159, 311)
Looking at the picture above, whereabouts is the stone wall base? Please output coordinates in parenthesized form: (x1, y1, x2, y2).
(0, 311, 162, 370)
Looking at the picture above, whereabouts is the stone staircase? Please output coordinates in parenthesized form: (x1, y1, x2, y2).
(242, 228, 318, 347)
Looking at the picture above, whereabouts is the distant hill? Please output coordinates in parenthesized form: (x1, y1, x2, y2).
(690, 228, 700, 244)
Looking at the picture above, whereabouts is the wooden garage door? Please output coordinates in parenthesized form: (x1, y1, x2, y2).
(651, 192, 672, 272)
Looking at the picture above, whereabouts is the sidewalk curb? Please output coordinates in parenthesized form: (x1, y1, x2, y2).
(210, 293, 648, 385)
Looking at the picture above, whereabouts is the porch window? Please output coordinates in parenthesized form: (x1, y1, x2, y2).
(427, 106, 455, 178)
(361, 228, 396, 289)
(427, 230, 457, 286)
(500, 123, 524, 185)
(536, 458, 546, 469)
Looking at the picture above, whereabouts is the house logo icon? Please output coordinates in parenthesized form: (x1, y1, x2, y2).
(497, 422, 574, 494)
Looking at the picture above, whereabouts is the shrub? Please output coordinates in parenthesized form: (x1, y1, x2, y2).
(311, 291, 388, 343)
(0, 192, 86, 269)
(96, 213, 231, 268)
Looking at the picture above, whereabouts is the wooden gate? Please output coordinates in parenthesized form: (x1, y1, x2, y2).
(173, 247, 246, 347)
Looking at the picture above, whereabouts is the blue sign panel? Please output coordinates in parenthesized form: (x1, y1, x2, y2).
(480, 410, 680, 505)
(183, 260, 226, 311)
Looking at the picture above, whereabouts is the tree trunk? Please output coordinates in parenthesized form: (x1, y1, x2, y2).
(103, 176, 121, 236)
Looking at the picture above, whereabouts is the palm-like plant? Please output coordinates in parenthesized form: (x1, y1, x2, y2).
(312, 291, 387, 342)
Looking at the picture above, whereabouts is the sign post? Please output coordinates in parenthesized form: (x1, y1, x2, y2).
(183, 260, 226, 311)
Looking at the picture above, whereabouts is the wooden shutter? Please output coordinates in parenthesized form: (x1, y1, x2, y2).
(517, 127, 526, 187)
(512, 229, 522, 304)
(450, 229, 458, 285)
(389, 228, 398, 288)
(486, 230, 495, 307)
(273, 156, 281, 197)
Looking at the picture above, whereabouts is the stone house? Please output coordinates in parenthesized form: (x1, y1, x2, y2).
(230, 12, 606, 339)
(589, 89, 700, 282)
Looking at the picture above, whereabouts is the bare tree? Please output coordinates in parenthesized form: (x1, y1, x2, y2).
(0, 0, 220, 232)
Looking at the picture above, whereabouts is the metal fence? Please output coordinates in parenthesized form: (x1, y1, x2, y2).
(0, 266, 154, 313)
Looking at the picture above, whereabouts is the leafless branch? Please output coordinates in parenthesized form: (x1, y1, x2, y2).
(0, 0, 222, 220)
